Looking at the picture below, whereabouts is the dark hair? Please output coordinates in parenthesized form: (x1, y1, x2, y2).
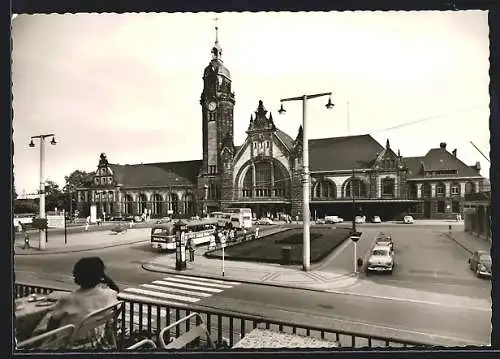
(73, 257, 105, 289)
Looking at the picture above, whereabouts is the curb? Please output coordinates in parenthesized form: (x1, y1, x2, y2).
(141, 263, 357, 294)
(14, 239, 149, 256)
(442, 232, 473, 255)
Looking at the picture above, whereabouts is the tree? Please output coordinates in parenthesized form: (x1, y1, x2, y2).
(63, 170, 95, 192)
(62, 170, 95, 217)
(44, 180, 65, 211)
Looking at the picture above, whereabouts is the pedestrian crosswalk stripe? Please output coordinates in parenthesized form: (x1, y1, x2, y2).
(123, 287, 201, 303)
(118, 291, 188, 308)
(164, 276, 234, 289)
(172, 274, 241, 286)
(153, 280, 224, 293)
(142, 283, 212, 298)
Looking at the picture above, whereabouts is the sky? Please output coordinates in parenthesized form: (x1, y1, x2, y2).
(11, 11, 490, 195)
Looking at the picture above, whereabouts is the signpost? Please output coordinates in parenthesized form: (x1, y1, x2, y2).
(47, 213, 67, 245)
(350, 231, 362, 274)
(222, 238, 226, 277)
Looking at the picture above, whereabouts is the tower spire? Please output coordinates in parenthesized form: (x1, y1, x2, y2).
(211, 17, 222, 60)
(214, 17, 219, 44)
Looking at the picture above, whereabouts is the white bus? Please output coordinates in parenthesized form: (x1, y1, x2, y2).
(150, 218, 218, 252)
(225, 208, 253, 229)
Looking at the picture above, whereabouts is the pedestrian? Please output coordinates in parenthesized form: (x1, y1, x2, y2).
(243, 228, 247, 241)
(255, 226, 260, 239)
(295, 215, 299, 224)
(22, 223, 30, 249)
(85, 216, 90, 231)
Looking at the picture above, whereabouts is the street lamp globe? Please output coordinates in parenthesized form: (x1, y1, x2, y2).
(50, 136, 57, 145)
(29, 139, 35, 148)
(278, 102, 286, 115)
(325, 96, 334, 109)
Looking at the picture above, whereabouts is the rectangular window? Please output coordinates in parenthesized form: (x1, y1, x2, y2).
(107, 177, 113, 184)
(437, 200, 445, 213)
(452, 200, 460, 213)
(437, 186, 444, 195)
(451, 186, 459, 195)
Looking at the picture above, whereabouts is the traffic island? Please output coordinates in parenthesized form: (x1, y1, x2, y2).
(205, 227, 352, 265)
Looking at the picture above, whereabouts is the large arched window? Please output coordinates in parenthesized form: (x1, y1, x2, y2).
(465, 181, 475, 194)
(241, 161, 289, 198)
(421, 183, 431, 198)
(184, 193, 195, 216)
(407, 183, 418, 198)
(381, 177, 395, 197)
(138, 194, 147, 215)
(152, 194, 162, 216)
(169, 193, 179, 214)
(124, 194, 134, 215)
(312, 180, 336, 199)
(345, 178, 367, 198)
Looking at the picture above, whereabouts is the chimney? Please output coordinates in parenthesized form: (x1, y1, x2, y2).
(452, 149, 457, 157)
(439, 142, 447, 150)
(475, 161, 481, 171)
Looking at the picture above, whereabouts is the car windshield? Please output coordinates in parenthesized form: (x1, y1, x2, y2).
(372, 249, 388, 256)
(479, 254, 491, 263)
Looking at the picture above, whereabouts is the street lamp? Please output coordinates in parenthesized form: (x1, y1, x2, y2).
(203, 184, 209, 218)
(279, 92, 334, 272)
(29, 133, 57, 250)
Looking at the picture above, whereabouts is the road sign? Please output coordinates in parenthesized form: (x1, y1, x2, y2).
(350, 231, 362, 242)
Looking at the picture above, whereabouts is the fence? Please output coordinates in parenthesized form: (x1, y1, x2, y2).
(14, 282, 429, 349)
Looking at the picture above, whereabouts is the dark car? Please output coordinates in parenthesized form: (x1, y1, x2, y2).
(468, 250, 491, 278)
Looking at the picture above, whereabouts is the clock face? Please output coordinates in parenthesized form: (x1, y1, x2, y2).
(208, 102, 217, 112)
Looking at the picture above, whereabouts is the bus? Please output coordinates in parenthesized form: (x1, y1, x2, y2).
(208, 211, 232, 228)
(225, 208, 253, 229)
(150, 218, 218, 252)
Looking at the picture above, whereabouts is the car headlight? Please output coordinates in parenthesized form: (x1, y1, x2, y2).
(479, 264, 487, 271)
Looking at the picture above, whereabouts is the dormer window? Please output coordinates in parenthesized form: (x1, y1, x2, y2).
(94, 177, 99, 185)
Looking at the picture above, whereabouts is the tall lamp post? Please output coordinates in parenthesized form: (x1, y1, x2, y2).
(29, 134, 57, 250)
(203, 184, 209, 218)
(351, 168, 356, 233)
(278, 92, 334, 271)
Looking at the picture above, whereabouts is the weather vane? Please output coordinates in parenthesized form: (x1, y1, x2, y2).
(213, 17, 219, 42)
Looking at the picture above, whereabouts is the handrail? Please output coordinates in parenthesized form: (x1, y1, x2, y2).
(15, 282, 429, 348)
(127, 339, 157, 350)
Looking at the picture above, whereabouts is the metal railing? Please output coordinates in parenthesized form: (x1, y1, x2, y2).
(14, 282, 429, 350)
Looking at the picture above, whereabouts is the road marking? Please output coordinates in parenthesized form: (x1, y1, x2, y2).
(153, 280, 224, 293)
(172, 274, 241, 286)
(164, 276, 234, 289)
(141, 283, 212, 298)
(325, 288, 491, 312)
(123, 287, 201, 303)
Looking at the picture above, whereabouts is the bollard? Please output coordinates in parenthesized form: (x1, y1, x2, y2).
(449, 224, 452, 232)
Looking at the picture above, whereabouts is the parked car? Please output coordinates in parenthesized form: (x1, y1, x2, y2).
(367, 246, 394, 274)
(156, 217, 172, 224)
(403, 215, 414, 224)
(133, 215, 145, 223)
(324, 215, 343, 224)
(355, 216, 366, 224)
(316, 218, 326, 224)
(468, 250, 491, 278)
(257, 217, 274, 225)
(372, 216, 382, 223)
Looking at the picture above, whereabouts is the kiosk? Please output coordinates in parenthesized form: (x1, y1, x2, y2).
(175, 220, 188, 271)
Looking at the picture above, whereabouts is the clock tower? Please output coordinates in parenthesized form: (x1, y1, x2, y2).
(200, 24, 235, 177)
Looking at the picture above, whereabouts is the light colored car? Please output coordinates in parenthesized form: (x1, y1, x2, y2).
(372, 216, 382, 223)
(367, 245, 394, 273)
(355, 216, 366, 224)
(468, 250, 491, 278)
(257, 217, 274, 225)
(324, 215, 343, 224)
(316, 218, 326, 224)
(403, 215, 414, 224)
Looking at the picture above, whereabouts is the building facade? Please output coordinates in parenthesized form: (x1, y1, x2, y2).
(75, 28, 486, 221)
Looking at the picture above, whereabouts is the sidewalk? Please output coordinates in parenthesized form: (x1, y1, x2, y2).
(444, 230, 491, 255)
(14, 228, 151, 255)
